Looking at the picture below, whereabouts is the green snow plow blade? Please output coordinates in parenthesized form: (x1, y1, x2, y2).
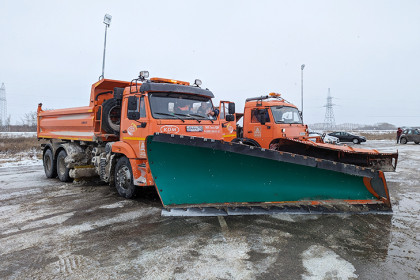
(146, 133, 392, 216)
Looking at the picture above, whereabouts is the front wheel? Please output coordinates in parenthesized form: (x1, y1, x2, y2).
(115, 157, 136, 198)
(400, 137, 407, 144)
(414, 141, 419, 144)
(352, 138, 360, 144)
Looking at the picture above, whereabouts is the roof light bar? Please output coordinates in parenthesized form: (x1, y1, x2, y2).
(150, 77, 190, 86)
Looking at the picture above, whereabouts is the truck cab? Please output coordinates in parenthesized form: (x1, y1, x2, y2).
(237, 93, 313, 148)
(117, 77, 225, 155)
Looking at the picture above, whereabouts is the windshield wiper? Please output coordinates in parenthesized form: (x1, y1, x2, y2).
(173, 113, 202, 123)
(189, 113, 214, 123)
(154, 112, 185, 122)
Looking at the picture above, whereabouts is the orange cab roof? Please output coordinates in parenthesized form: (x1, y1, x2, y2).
(244, 99, 297, 109)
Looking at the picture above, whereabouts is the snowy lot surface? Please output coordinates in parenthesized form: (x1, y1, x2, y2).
(0, 140, 419, 279)
(0, 149, 41, 168)
(0, 132, 37, 138)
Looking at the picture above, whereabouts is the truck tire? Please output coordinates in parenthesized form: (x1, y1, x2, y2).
(400, 137, 407, 144)
(242, 138, 261, 147)
(415, 141, 419, 144)
(43, 148, 57, 178)
(231, 138, 243, 144)
(57, 150, 72, 182)
(102, 98, 121, 135)
(352, 138, 359, 144)
(115, 157, 136, 198)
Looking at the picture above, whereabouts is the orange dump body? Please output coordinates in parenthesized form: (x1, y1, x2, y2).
(37, 79, 130, 142)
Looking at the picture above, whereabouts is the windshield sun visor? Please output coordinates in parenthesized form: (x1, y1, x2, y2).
(140, 82, 214, 98)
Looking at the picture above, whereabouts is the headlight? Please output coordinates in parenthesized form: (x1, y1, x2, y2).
(139, 71, 149, 79)
(194, 79, 202, 86)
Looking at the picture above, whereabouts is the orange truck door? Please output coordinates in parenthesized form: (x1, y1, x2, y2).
(120, 95, 149, 157)
(243, 107, 274, 148)
(219, 101, 237, 142)
(120, 95, 154, 186)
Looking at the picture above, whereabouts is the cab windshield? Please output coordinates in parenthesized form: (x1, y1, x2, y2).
(149, 92, 216, 120)
(270, 106, 302, 124)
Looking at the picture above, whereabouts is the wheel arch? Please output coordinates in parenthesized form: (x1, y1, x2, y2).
(232, 138, 261, 147)
(42, 143, 54, 158)
(111, 141, 137, 158)
(54, 146, 66, 159)
(269, 138, 290, 148)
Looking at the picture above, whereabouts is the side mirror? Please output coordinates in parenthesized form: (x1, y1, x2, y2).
(127, 111, 140, 120)
(127, 96, 138, 111)
(228, 103, 235, 114)
(225, 114, 235, 122)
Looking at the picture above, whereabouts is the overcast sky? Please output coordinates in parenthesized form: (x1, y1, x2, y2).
(1, 0, 419, 126)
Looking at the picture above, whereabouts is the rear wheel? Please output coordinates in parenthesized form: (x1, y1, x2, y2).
(415, 141, 419, 144)
(115, 157, 136, 198)
(400, 137, 407, 144)
(352, 138, 359, 144)
(43, 148, 57, 178)
(57, 150, 72, 182)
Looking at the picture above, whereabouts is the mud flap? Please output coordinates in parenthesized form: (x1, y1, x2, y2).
(147, 133, 392, 216)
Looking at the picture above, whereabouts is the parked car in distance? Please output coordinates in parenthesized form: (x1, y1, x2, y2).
(400, 128, 420, 144)
(328, 131, 366, 144)
(308, 132, 340, 144)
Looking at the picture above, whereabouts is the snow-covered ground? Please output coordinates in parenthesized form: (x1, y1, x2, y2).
(0, 149, 41, 168)
(0, 132, 37, 138)
(0, 132, 41, 168)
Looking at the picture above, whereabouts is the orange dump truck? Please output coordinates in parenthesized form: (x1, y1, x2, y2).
(229, 93, 398, 172)
(37, 72, 235, 198)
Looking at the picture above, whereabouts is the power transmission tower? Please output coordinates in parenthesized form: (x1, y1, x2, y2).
(323, 88, 336, 130)
(0, 83, 7, 129)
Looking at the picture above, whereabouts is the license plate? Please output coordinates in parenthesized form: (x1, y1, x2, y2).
(186, 126, 203, 132)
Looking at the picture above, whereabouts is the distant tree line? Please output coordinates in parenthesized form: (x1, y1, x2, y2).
(0, 111, 37, 132)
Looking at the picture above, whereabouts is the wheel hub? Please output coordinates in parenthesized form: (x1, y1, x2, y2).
(116, 166, 131, 190)
(58, 156, 66, 175)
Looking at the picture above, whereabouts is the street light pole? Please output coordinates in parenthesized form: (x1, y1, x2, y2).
(301, 64, 305, 121)
(100, 14, 112, 80)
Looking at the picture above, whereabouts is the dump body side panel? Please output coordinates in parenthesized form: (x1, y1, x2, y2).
(38, 105, 96, 141)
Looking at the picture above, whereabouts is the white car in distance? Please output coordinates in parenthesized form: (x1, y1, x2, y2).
(308, 132, 340, 144)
